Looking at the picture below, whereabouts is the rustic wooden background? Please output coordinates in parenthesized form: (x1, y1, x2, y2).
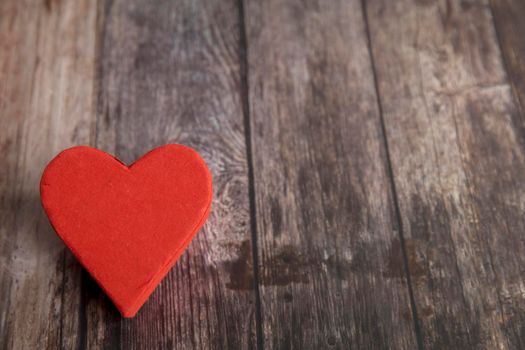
(1, 0, 525, 349)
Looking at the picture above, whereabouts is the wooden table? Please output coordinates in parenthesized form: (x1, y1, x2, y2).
(1, 0, 525, 349)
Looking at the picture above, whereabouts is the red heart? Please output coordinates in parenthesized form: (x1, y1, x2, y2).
(40, 144, 212, 317)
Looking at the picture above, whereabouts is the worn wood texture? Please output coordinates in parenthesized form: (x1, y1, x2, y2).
(490, 0, 525, 116)
(365, 0, 525, 347)
(91, 0, 257, 349)
(3, 0, 525, 349)
(244, 0, 418, 348)
(0, 0, 98, 349)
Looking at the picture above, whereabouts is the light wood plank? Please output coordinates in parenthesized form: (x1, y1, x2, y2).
(366, 0, 525, 347)
(0, 0, 98, 348)
(244, 0, 418, 348)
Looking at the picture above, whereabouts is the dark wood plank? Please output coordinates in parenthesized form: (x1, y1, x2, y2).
(93, 0, 257, 348)
(0, 0, 98, 349)
(490, 0, 525, 116)
(244, 0, 418, 348)
(366, 0, 525, 347)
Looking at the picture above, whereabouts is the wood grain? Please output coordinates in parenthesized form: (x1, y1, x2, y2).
(92, 0, 257, 348)
(3, 0, 525, 348)
(0, 0, 98, 349)
(490, 0, 525, 117)
(365, 0, 525, 347)
(244, 0, 418, 348)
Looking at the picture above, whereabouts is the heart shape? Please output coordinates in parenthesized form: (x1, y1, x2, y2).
(40, 144, 212, 317)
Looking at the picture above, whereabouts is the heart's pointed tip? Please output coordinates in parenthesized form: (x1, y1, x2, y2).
(120, 307, 139, 318)
(115, 292, 147, 318)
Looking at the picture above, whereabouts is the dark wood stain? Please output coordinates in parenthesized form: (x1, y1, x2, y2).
(223, 240, 254, 291)
(269, 198, 282, 237)
(384, 237, 426, 284)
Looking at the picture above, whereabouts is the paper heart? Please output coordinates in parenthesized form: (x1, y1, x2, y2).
(40, 144, 212, 317)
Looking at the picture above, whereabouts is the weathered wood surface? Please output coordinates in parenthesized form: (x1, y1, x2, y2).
(0, 0, 98, 349)
(92, 0, 256, 349)
(2, 0, 525, 349)
(244, 0, 417, 348)
(490, 0, 525, 115)
(366, 0, 525, 348)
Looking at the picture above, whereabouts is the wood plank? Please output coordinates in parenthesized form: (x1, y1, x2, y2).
(93, 0, 257, 348)
(244, 0, 418, 348)
(365, 0, 525, 347)
(0, 0, 98, 348)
